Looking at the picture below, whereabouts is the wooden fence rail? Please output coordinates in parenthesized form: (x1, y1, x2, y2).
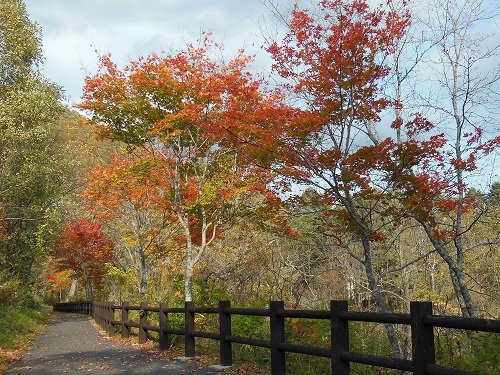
(65, 300, 499, 375)
(53, 301, 92, 315)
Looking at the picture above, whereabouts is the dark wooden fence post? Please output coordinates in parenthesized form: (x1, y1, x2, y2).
(102, 303, 106, 330)
(107, 302, 114, 335)
(219, 300, 232, 366)
(270, 300, 286, 375)
(331, 300, 349, 375)
(103, 303, 107, 332)
(99, 303, 103, 328)
(159, 303, 169, 350)
(96, 303, 100, 327)
(185, 301, 195, 357)
(104, 303, 108, 333)
(104, 303, 109, 333)
(99, 302, 104, 331)
(102, 303, 106, 331)
(121, 301, 129, 338)
(411, 301, 435, 375)
(139, 301, 147, 344)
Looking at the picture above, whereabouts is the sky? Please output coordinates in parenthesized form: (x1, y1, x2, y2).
(22, 0, 499, 186)
(24, 0, 282, 105)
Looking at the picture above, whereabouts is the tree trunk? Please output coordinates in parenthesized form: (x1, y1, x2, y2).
(66, 279, 77, 302)
(84, 281, 92, 300)
(361, 235, 405, 360)
(450, 264, 476, 318)
(139, 252, 147, 298)
(420, 221, 476, 317)
(180, 214, 194, 302)
(185, 261, 193, 302)
(398, 244, 412, 358)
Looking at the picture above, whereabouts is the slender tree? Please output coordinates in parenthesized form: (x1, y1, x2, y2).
(84, 154, 177, 298)
(229, 0, 445, 358)
(0, 0, 73, 284)
(401, 0, 500, 318)
(79, 36, 275, 301)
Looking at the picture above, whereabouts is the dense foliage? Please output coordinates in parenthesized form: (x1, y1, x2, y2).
(1, 0, 67, 291)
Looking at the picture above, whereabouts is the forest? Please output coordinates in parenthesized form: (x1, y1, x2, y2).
(0, 0, 499, 373)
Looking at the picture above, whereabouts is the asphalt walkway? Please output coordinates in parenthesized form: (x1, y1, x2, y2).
(6, 313, 221, 375)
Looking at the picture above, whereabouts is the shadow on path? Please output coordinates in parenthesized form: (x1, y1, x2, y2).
(5, 313, 220, 375)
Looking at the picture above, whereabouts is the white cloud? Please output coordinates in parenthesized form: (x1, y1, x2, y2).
(24, 0, 272, 104)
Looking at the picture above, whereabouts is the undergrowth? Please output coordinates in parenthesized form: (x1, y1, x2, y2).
(0, 305, 50, 373)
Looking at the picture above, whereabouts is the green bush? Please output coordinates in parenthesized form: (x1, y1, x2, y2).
(0, 277, 41, 308)
(436, 330, 500, 375)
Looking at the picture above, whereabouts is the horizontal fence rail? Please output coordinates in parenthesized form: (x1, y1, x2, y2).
(53, 301, 92, 315)
(86, 300, 500, 375)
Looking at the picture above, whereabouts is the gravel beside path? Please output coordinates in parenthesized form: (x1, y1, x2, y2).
(5, 313, 221, 375)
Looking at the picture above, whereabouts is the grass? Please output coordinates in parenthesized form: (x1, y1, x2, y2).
(0, 305, 51, 373)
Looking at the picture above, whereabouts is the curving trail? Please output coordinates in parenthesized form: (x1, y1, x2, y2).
(5, 313, 221, 375)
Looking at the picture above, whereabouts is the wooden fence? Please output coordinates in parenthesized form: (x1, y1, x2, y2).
(85, 300, 500, 375)
(53, 301, 92, 315)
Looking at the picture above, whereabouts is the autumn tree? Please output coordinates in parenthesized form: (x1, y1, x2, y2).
(55, 218, 114, 299)
(0, 0, 40, 86)
(46, 269, 72, 302)
(229, 0, 439, 358)
(0, 0, 78, 287)
(79, 36, 276, 302)
(84, 154, 177, 299)
(385, 0, 500, 318)
(421, 0, 499, 318)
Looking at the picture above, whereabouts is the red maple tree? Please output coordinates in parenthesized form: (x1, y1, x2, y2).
(225, 0, 420, 358)
(55, 218, 114, 299)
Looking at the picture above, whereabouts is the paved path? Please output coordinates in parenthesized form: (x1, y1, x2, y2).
(6, 313, 221, 375)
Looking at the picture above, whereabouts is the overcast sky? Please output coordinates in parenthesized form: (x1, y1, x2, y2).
(22, 0, 499, 185)
(24, 0, 280, 105)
